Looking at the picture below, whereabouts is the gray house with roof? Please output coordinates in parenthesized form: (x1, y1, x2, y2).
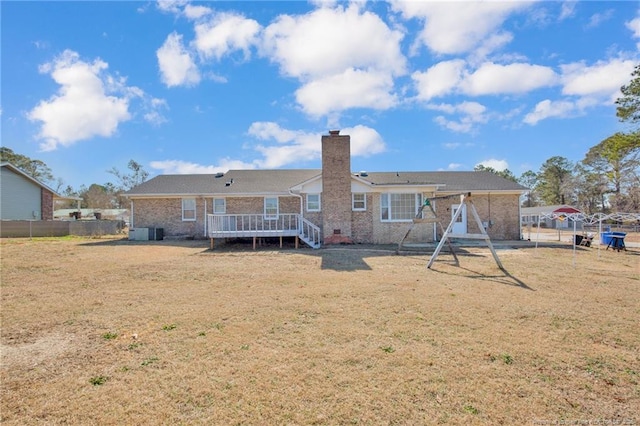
(125, 131, 526, 248)
(1, 162, 68, 221)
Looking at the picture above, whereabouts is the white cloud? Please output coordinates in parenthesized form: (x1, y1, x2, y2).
(522, 58, 637, 126)
(434, 116, 472, 133)
(261, 4, 405, 80)
(477, 159, 509, 171)
(412, 60, 465, 101)
(559, 1, 577, 21)
(586, 10, 614, 29)
(150, 159, 256, 174)
(155, 2, 405, 118)
(260, 3, 405, 118)
(155, 0, 211, 20)
(561, 58, 637, 101)
(156, 0, 188, 15)
(248, 122, 386, 168)
(248, 122, 323, 168)
(413, 60, 557, 101)
(391, 1, 530, 55)
(309, 0, 338, 8)
(344, 125, 386, 157)
(429, 101, 489, 133)
(462, 62, 558, 96)
(151, 123, 386, 173)
(183, 4, 211, 20)
(468, 32, 514, 64)
(193, 12, 260, 61)
(27, 50, 132, 151)
(523, 99, 576, 125)
(157, 32, 201, 87)
(142, 98, 169, 126)
(448, 163, 462, 170)
(295, 69, 398, 117)
(146, 122, 386, 174)
(627, 15, 640, 40)
(143, 111, 167, 126)
(247, 121, 299, 143)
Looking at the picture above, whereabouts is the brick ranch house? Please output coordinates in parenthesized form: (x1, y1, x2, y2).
(124, 131, 527, 248)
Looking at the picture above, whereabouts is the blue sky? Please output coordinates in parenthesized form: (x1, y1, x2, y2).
(2, 1, 639, 190)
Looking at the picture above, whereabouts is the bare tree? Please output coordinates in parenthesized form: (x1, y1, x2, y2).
(107, 160, 149, 208)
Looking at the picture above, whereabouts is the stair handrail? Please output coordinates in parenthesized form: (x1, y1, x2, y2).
(299, 217, 321, 248)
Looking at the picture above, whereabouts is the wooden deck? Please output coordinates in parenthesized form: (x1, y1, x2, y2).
(206, 214, 321, 249)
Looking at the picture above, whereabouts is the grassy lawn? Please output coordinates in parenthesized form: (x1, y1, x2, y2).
(1, 237, 638, 425)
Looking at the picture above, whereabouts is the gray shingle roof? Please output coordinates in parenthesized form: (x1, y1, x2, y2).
(360, 171, 527, 191)
(125, 169, 525, 196)
(125, 169, 321, 196)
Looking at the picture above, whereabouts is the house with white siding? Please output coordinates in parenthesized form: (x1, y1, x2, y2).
(1, 162, 66, 221)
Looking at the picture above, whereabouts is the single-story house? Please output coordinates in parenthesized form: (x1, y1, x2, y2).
(124, 131, 527, 247)
(521, 205, 583, 229)
(1, 162, 79, 221)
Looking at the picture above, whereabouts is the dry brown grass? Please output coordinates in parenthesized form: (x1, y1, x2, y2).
(1, 237, 639, 425)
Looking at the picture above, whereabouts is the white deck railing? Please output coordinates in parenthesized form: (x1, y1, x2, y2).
(207, 213, 321, 248)
(207, 214, 300, 237)
(300, 217, 321, 248)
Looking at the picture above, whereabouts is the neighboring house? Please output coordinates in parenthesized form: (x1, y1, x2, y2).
(521, 205, 583, 229)
(0, 162, 78, 221)
(125, 131, 527, 247)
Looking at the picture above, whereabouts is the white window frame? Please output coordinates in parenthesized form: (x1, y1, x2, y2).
(306, 194, 321, 212)
(182, 198, 196, 221)
(213, 198, 226, 214)
(380, 193, 423, 222)
(264, 197, 279, 219)
(352, 193, 366, 211)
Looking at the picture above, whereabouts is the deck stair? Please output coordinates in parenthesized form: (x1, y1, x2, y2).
(299, 217, 321, 248)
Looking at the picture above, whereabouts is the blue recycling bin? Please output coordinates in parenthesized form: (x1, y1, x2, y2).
(610, 232, 626, 248)
(600, 232, 612, 245)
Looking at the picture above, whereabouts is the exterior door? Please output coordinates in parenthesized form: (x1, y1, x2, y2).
(451, 203, 467, 234)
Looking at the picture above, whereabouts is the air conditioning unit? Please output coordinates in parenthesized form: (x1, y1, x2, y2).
(148, 227, 164, 241)
(129, 228, 149, 241)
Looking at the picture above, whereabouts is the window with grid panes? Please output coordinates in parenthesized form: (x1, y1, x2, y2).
(380, 193, 422, 221)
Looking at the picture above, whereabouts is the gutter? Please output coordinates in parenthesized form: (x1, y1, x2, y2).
(288, 189, 304, 224)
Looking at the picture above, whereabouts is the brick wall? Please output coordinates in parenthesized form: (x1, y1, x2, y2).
(369, 193, 435, 244)
(133, 198, 204, 238)
(432, 193, 521, 240)
(133, 196, 303, 239)
(41, 189, 54, 220)
(351, 193, 373, 243)
(226, 196, 300, 215)
(321, 132, 353, 244)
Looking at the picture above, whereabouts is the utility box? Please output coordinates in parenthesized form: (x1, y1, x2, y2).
(129, 228, 149, 241)
(148, 227, 164, 241)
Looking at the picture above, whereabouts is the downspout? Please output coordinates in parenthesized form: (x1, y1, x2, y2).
(518, 193, 523, 240)
(130, 200, 134, 228)
(289, 190, 304, 225)
(488, 192, 491, 228)
(203, 197, 207, 237)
